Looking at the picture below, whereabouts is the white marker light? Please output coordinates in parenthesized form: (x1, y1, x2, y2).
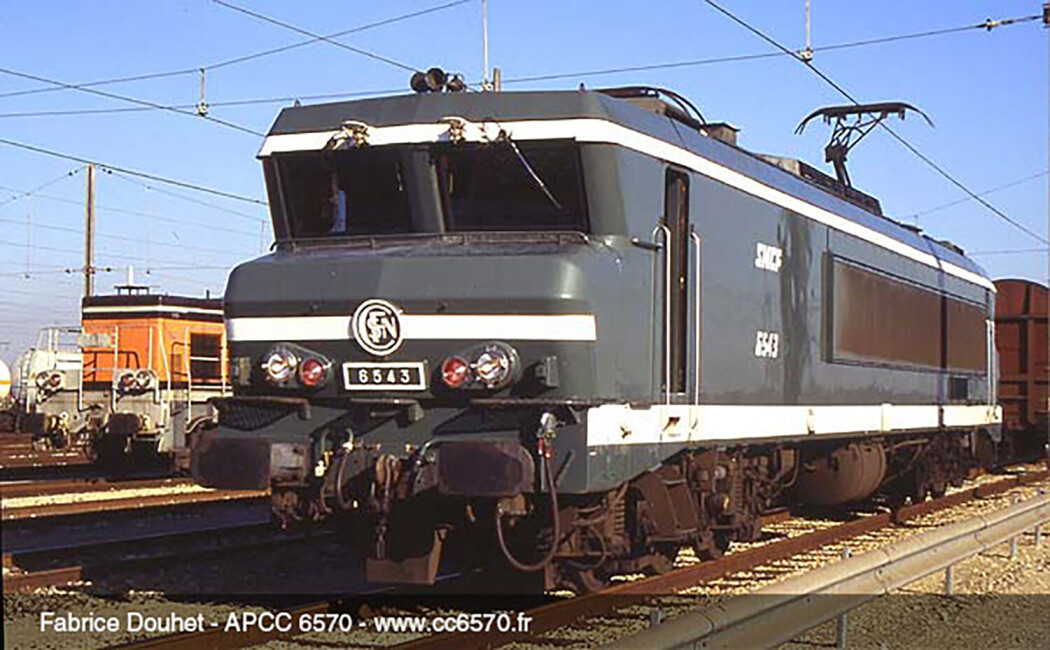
(263, 348, 299, 384)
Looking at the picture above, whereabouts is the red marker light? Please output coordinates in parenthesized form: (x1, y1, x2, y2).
(441, 356, 471, 389)
(298, 357, 327, 388)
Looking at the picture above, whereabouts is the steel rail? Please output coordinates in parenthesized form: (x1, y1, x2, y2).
(392, 467, 1050, 650)
(609, 486, 1050, 648)
(2, 522, 328, 595)
(0, 476, 190, 499)
(0, 448, 90, 469)
(1, 487, 267, 521)
(1, 565, 83, 592)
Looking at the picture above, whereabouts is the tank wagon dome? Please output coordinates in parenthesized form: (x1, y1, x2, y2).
(0, 359, 9, 401)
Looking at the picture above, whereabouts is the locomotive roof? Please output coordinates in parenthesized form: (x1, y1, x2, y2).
(268, 90, 642, 135)
(81, 294, 223, 322)
(263, 90, 991, 291)
(82, 294, 222, 310)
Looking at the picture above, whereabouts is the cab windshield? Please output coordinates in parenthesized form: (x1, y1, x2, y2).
(275, 140, 587, 240)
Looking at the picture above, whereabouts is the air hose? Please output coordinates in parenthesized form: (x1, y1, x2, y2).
(335, 450, 354, 511)
(494, 452, 560, 572)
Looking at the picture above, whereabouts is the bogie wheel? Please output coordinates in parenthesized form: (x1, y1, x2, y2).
(93, 431, 132, 472)
(930, 477, 948, 499)
(643, 543, 679, 575)
(696, 530, 732, 561)
(564, 568, 609, 594)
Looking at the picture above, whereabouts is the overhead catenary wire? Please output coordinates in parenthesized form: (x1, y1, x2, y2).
(0, 263, 233, 279)
(207, 0, 470, 72)
(0, 12, 1040, 121)
(701, 0, 1049, 246)
(0, 183, 260, 237)
(499, 13, 1041, 85)
(0, 190, 260, 239)
(903, 170, 1050, 220)
(101, 168, 265, 223)
(0, 66, 264, 137)
(0, 87, 406, 119)
(0, 137, 266, 205)
(0, 238, 177, 264)
(212, 0, 423, 74)
(0, 214, 256, 256)
(0, 0, 469, 102)
(0, 167, 81, 208)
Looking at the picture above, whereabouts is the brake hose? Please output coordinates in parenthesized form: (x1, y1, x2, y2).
(494, 452, 560, 572)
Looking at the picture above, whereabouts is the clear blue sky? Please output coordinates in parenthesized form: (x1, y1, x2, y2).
(0, 1, 1046, 362)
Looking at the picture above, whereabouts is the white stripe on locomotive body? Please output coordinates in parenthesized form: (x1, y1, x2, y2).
(258, 118, 994, 292)
(585, 403, 1002, 447)
(226, 313, 598, 342)
(82, 305, 223, 317)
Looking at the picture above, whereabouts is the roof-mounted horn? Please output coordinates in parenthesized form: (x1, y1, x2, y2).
(795, 102, 932, 188)
(410, 67, 467, 93)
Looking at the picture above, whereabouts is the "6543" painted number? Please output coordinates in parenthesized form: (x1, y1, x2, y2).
(755, 331, 779, 358)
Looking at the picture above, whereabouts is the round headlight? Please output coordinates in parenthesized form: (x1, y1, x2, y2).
(263, 348, 299, 384)
(475, 349, 511, 388)
(35, 372, 49, 389)
(135, 369, 154, 390)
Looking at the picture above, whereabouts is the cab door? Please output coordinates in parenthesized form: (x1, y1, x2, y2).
(662, 169, 691, 399)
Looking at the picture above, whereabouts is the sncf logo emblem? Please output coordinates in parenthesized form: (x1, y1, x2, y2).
(351, 299, 403, 356)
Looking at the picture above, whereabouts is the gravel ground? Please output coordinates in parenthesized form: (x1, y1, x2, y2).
(782, 527, 1050, 649)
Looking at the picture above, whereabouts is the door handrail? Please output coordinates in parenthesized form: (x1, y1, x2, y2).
(653, 224, 672, 405)
(691, 230, 702, 405)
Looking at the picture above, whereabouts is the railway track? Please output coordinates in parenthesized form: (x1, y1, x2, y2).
(2, 478, 272, 595)
(1, 484, 266, 521)
(0, 446, 89, 469)
(2, 520, 329, 594)
(77, 466, 1047, 650)
(0, 476, 192, 499)
(387, 467, 1050, 650)
(0, 440, 96, 483)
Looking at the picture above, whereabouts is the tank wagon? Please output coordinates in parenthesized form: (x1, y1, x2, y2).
(0, 358, 13, 432)
(193, 85, 1001, 591)
(23, 291, 228, 464)
(994, 278, 1048, 458)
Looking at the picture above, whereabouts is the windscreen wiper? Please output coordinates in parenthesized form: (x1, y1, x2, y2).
(496, 130, 564, 212)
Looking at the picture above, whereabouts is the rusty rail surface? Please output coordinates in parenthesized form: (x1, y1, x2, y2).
(2, 564, 84, 592)
(1, 487, 268, 521)
(0, 477, 191, 499)
(0, 447, 91, 469)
